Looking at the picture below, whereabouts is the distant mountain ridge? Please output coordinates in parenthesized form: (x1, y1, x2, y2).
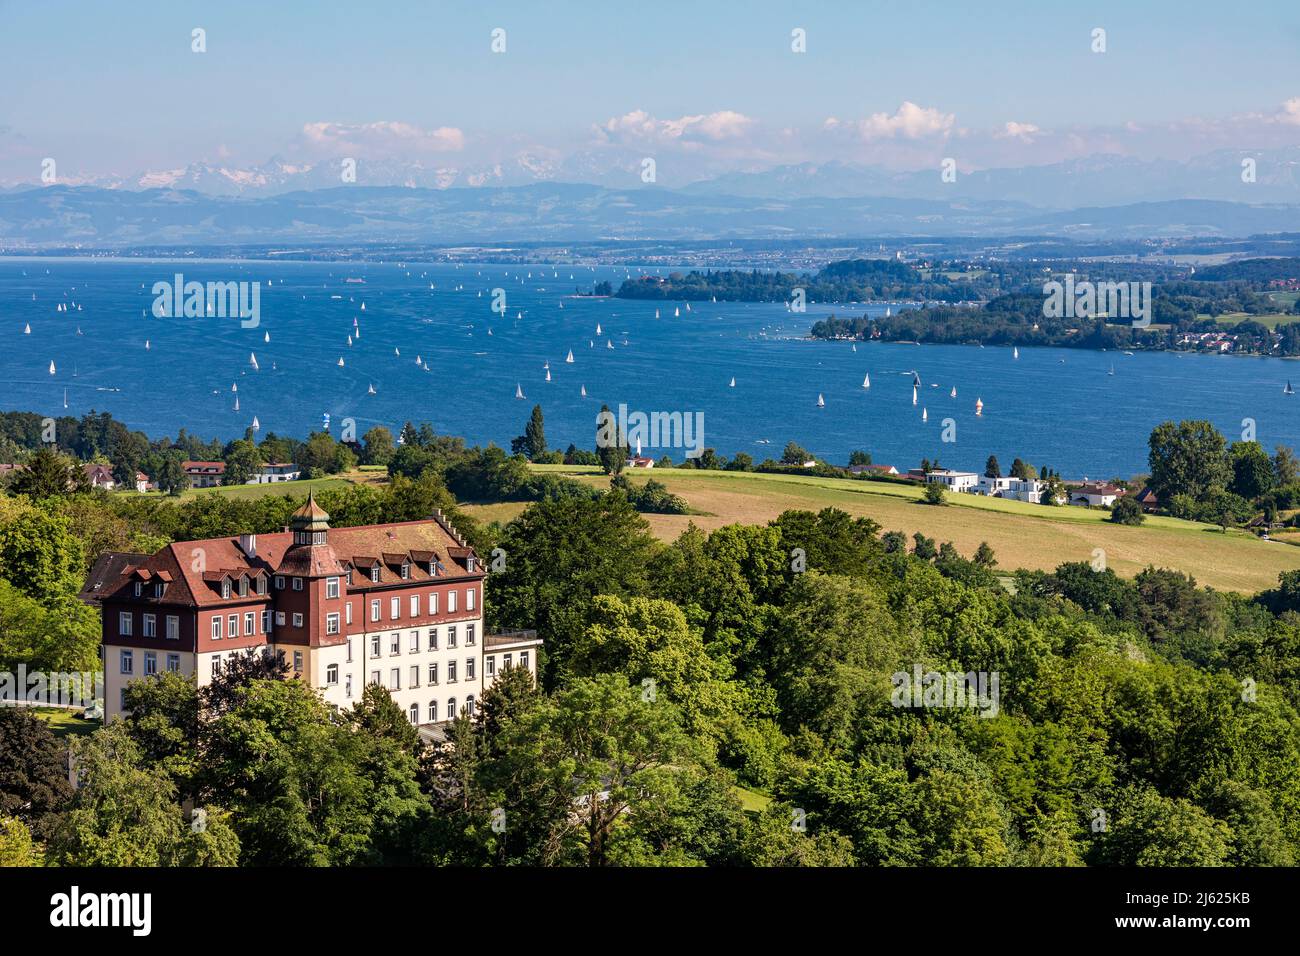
(1, 183, 1298, 247)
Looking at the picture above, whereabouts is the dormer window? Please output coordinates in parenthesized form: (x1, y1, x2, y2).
(466, 556, 476, 573)
(400, 562, 410, 580)
(256, 576, 267, 595)
(346, 569, 354, 585)
(370, 567, 380, 583)
(428, 561, 437, 576)
(313, 531, 327, 545)
(238, 577, 248, 597)
(221, 580, 231, 599)
(153, 582, 165, 598)
(134, 582, 142, 598)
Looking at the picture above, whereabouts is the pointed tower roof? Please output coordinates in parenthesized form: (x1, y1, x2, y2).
(290, 490, 331, 532)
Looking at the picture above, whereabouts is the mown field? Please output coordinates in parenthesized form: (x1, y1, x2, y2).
(462, 466, 1300, 594)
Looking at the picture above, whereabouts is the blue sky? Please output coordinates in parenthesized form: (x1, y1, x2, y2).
(3, 0, 1300, 184)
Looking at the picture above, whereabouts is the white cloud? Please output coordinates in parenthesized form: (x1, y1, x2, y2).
(596, 109, 755, 146)
(297, 121, 465, 156)
(998, 121, 1041, 142)
(827, 102, 955, 140)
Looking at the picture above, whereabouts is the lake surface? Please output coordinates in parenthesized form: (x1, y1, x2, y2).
(2, 257, 1298, 478)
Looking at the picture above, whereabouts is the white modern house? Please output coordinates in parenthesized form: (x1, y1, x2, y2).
(976, 475, 1043, 503)
(925, 469, 980, 493)
(252, 462, 301, 483)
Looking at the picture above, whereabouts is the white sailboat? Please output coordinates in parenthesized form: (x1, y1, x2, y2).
(145, 339, 150, 350)
(337, 356, 345, 367)
(394, 347, 401, 356)
(264, 331, 270, 342)
(655, 309, 660, 319)
(950, 386, 957, 397)
(674, 307, 680, 318)
(817, 393, 826, 407)
(415, 354, 422, 365)
(249, 352, 259, 370)
(596, 323, 602, 335)
(231, 383, 237, 393)
(347, 335, 353, 346)
(851, 343, 857, 352)
(912, 385, 918, 406)
(48, 360, 55, 375)
(729, 377, 736, 388)
(607, 339, 614, 349)
(63, 388, 68, 409)
(252, 416, 260, 431)
(23, 323, 30, 334)
(565, 349, 574, 363)
(580, 385, 587, 397)
(515, 383, 525, 400)
(545, 368, 551, 382)
(1013, 346, 1019, 359)
(922, 407, 928, 422)
(234, 395, 240, 412)
(368, 383, 376, 395)
(862, 373, 870, 389)
(975, 397, 984, 416)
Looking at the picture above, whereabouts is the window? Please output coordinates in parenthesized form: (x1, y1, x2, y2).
(326, 664, 339, 685)
(410, 594, 420, 617)
(409, 631, 420, 653)
(142, 613, 156, 638)
(428, 662, 438, 685)
(428, 700, 438, 722)
(447, 625, 457, 648)
(275, 611, 285, 626)
(447, 697, 457, 718)
(370, 566, 381, 583)
(466, 695, 475, 717)
(261, 609, 271, 634)
(119, 649, 134, 674)
(256, 576, 267, 595)
(466, 623, 476, 646)
(346, 569, 354, 585)
(346, 639, 353, 663)
(166, 653, 180, 673)
(345, 602, 353, 625)
(144, 652, 157, 676)
(389, 633, 400, 655)
(428, 627, 439, 651)
(503, 653, 512, 669)
(326, 577, 340, 599)
(119, 612, 133, 636)
(221, 580, 231, 599)
(244, 612, 254, 636)
(120, 688, 127, 711)
(370, 600, 380, 622)
(466, 658, 475, 680)
(274, 575, 284, 590)
(486, 656, 495, 676)
(292, 577, 303, 591)
(389, 596, 400, 620)
(409, 702, 419, 724)
(134, 582, 142, 598)
(211, 616, 222, 640)
(211, 657, 221, 678)
(401, 562, 410, 580)
(410, 665, 420, 688)
(293, 651, 303, 673)
(448, 590, 457, 613)
(345, 674, 353, 698)
(389, 668, 400, 690)
(448, 660, 457, 683)
(520, 651, 530, 670)
(227, 614, 238, 638)
(326, 612, 340, 635)
(467, 588, 476, 612)
(429, 593, 438, 615)
(370, 669, 380, 686)
(238, 577, 248, 598)
(370, 635, 381, 657)
(154, 582, 165, 598)
(164, 615, 179, 641)
(292, 612, 304, 628)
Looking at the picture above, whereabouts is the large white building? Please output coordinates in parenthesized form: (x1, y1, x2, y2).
(92, 495, 540, 725)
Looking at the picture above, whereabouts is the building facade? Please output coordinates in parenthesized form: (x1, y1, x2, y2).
(94, 496, 540, 725)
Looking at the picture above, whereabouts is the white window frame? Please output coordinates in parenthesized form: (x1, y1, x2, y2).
(292, 577, 304, 591)
(326, 663, 339, 685)
(389, 596, 400, 620)
(142, 613, 156, 638)
(467, 588, 475, 611)
(119, 612, 133, 636)
(211, 616, 222, 640)
(119, 649, 133, 674)
(326, 612, 340, 635)
(292, 612, 304, 628)
(326, 577, 340, 599)
(448, 590, 457, 613)
(166, 615, 179, 640)
(410, 594, 420, 617)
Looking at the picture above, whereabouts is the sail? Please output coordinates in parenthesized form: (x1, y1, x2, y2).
(863, 373, 870, 388)
(515, 383, 525, 399)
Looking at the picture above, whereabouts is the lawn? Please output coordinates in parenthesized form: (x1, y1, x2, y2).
(1212, 311, 1300, 330)
(121, 476, 353, 502)
(461, 466, 1300, 594)
(21, 705, 100, 738)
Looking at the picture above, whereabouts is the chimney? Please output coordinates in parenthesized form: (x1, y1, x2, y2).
(239, 533, 257, 560)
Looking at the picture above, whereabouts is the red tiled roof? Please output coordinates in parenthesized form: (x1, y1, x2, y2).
(96, 518, 480, 609)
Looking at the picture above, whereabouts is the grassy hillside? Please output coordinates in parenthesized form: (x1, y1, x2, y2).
(461, 465, 1300, 594)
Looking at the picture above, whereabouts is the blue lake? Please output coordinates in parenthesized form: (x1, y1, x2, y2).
(2, 257, 1298, 478)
